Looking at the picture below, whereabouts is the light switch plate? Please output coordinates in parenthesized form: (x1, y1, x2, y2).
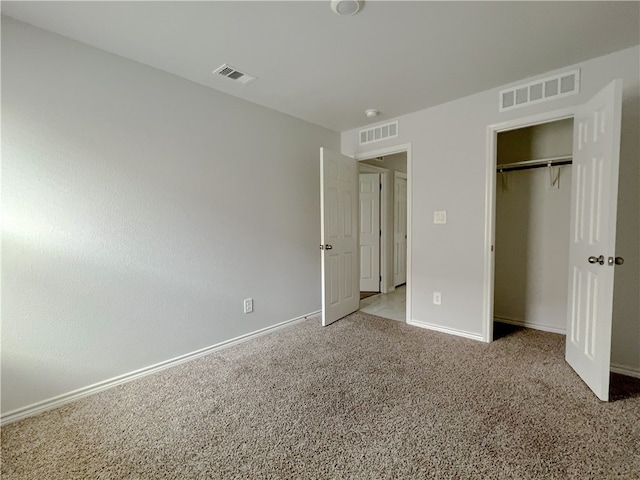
(434, 211, 447, 224)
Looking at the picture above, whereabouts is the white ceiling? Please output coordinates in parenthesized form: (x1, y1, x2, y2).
(2, 1, 639, 132)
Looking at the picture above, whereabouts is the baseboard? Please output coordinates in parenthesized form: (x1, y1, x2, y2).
(611, 364, 640, 379)
(407, 319, 484, 342)
(494, 316, 566, 335)
(1, 311, 320, 426)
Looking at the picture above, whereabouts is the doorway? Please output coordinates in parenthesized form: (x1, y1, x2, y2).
(493, 118, 573, 335)
(319, 144, 411, 326)
(357, 148, 409, 322)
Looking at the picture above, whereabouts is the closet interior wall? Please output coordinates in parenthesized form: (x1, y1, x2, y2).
(494, 119, 574, 333)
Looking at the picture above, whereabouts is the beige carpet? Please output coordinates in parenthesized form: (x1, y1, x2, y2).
(2, 312, 639, 479)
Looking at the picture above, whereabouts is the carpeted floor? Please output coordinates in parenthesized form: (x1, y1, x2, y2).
(2, 312, 640, 479)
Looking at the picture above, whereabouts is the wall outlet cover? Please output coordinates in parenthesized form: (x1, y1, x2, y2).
(243, 298, 253, 314)
(433, 292, 442, 305)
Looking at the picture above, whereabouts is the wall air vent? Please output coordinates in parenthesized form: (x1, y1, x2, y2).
(499, 69, 580, 112)
(213, 64, 257, 85)
(359, 120, 398, 146)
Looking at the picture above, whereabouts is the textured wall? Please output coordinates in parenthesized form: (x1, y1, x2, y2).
(1, 17, 338, 414)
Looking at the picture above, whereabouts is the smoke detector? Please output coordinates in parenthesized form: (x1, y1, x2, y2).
(331, 0, 364, 16)
(365, 108, 379, 118)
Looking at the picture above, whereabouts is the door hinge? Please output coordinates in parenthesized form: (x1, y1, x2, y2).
(379, 275, 382, 282)
(380, 230, 382, 237)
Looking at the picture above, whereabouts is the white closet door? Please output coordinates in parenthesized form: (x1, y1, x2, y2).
(565, 79, 622, 401)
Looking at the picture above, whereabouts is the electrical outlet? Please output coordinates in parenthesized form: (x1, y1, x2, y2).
(433, 292, 442, 305)
(243, 298, 253, 314)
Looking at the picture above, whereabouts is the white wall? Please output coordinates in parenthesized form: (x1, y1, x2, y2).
(342, 46, 640, 374)
(1, 17, 338, 415)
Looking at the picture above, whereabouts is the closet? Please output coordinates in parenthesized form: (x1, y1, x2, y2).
(494, 118, 573, 334)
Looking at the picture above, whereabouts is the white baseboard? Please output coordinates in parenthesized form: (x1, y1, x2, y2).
(1, 311, 320, 426)
(494, 316, 566, 335)
(611, 364, 640, 379)
(407, 319, 484, 342)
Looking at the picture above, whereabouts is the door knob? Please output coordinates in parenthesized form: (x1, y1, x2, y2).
(608, 256, 624, 265)
(588, 255, 605, 265)
(325, 244, 333, 250)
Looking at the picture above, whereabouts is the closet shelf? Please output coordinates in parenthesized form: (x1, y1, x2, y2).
(496, 155, 572, 172)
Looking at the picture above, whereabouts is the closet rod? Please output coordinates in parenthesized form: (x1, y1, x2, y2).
(496, 155, 572, 172)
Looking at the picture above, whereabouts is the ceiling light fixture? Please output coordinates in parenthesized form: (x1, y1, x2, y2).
(331, 0, 364, 16)
(365, 108, 379, 118)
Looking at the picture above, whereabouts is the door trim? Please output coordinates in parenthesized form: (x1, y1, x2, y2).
(483, 107, 576, 342)
(356, 143, 412, 323)
(393, 171, 408, 287)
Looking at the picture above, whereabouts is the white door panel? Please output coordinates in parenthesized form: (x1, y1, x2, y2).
(360, 173, 380, 292)
(566, 79, 623, 401)
(321, 148, 360, 326)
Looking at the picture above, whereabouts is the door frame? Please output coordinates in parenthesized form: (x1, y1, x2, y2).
(356, 143, 412, 322)
(483, 106, 575, 342)
(393, 171, 408, 287)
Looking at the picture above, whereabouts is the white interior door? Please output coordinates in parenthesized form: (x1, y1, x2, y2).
(359, 173, 380, 292)
(394, 174, 408, 287)
(321, 148, 360, 326)
(566, 79, 623, 401)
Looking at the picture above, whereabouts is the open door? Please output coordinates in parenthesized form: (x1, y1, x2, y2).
(320, 148, 360, 326)
(359, 173, 380, 292)
(566, 79, 623, 401)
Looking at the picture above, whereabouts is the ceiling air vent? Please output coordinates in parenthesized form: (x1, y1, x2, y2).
(359, 120, 398, 146)
(213, 64, 257, 85)
(499, 69, 580, 112)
